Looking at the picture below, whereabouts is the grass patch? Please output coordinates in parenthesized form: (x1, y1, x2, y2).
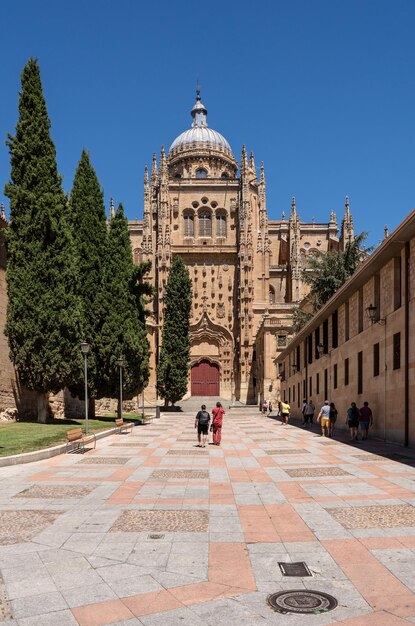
(0, 413, 145, 457)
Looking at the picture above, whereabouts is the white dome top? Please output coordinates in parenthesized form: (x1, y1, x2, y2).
(170, 126, 231, 152)
(169, 90, 232, 155)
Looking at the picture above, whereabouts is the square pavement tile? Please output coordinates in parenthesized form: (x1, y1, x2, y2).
(151, 470, 209, 479)
(328, 504, 415, 528)
(76, 457, 130, 465)
(110, 442, 149, 447)
(265, 449, 310, 455)
(0, 511, 61, 545)
(13, 485, 93, 499)
(166, 450, 208, 455)
(285, 467, 350, 477)
(110, 509, 209, 532)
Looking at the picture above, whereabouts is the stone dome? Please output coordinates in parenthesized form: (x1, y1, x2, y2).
(168, 90, 233, 157)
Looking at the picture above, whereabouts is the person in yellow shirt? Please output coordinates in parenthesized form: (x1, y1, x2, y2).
(280, 401, 290, 425)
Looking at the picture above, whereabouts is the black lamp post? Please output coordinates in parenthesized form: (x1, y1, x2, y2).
(116, 357, 125, 420)
(80, 342, 90, 434)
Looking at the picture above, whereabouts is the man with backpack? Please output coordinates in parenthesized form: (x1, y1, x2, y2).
(195, 404, 211, 448)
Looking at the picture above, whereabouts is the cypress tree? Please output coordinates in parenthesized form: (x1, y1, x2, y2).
(67, 150, 108, 410)
(4, 59, 83, 422)
(95, 204, 149, 403)
(156, 256, 192, 405)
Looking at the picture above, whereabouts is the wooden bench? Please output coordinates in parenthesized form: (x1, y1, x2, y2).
(66, 428, 96, 453)
(115, 418, 134, 434)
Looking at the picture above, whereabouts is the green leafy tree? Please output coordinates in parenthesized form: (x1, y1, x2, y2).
(292, 308, 313, 334)
(293, 233, 373, 332)
(95, 204, 150, 406)
(157, 256, 192, 405)
(67, 150, 108, 412)
(4, 58, 83, 423)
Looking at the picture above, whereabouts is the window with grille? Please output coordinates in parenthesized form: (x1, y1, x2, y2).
(184, 213, 194, 237)
(216, 213, 226, 237)
(199, 211, 212, 237)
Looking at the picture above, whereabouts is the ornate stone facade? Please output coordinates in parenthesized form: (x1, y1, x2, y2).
(128, 91, 354, 404)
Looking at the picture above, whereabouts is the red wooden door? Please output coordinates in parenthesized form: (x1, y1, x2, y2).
(191, 360, 220, 396)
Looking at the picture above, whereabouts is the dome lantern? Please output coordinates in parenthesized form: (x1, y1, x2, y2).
(168, 89, 235, 159)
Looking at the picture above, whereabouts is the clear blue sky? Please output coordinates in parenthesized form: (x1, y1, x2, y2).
(1, 0, 414, 247)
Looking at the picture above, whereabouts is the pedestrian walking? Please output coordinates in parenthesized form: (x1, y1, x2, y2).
(280, 400, 290, 424)
(261, 400, 268, 415)
(346, 402, 360, 441)
(359, 401, 373, 440)
(329, 402, 338, 437)
(317, 400, 331, 436)
(302, 399, 315, 428)
(194, 404, 210, 448)
(211, 401, 225, 445)
(268, 400, 273, 415)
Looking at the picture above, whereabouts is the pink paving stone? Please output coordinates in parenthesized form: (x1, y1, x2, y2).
(324, 539, 415, 616)
(122, 590, 184, 617)
(256, 455, 277, 466)
(208, 542, 256, 591)
(169, 581, 232, 605)
(72, 599, 135, 626)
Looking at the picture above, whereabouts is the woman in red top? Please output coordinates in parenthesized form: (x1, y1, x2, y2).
(211, 402, 225, 445)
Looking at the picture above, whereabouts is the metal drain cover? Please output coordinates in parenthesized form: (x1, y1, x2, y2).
(148, 533, 165, 539)
(279, 562, 312, 577)
(267, 590, 337, 614)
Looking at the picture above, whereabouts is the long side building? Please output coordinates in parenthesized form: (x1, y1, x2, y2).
(277, 209, 415, 444)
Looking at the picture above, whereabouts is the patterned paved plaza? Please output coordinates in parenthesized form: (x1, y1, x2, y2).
(1, 410, 415, 625)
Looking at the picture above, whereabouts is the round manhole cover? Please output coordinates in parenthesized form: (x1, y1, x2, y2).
(267, 590, 337, 614)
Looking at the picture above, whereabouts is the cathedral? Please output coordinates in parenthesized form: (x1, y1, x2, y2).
(128, 90, 355, 405)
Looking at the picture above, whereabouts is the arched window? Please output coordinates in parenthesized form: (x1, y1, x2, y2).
(199, 210, 212, 237)
(216, 211, 227, 238)
(221, 172, 229, 179)
(269, 286, 275, 304)
(196, 168, 207, 179)
(183, 212, 194, 237)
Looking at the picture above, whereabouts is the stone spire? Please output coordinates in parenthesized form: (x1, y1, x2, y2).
(159, 146, 167, 184)
(260, 162, 265, 185)
(289, 196, 301, 302)
(290, 196, 297, 220)
(340, 196, 355, 249)
(240, 145, 249, 174)
(151, 153, 158, 188)
(0, 203, 5, 221)
(109, 197, 115, 220)
(384, 224, 389, 239)
(250, 151, 256, 179)
(142, 165, 152, 253)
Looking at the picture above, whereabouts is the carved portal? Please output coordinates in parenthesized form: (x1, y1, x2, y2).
(189, 313, 234, 397)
